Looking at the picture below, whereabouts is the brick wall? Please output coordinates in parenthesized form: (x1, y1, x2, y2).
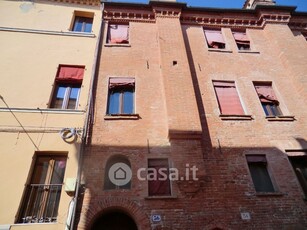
(78, 4, 307, 230)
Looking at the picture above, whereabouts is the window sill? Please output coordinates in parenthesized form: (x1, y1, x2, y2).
(0, 107, 85, 114)
(0, 26, 96, 38)
(208, 48, 232, 53)
(220, 114, 253, 120)
(266, 115, 295, 121)
(68, 31, 96, 37)
(238, 50, 260, 54)
(13, 222, 57, 226)
(145, 195, 178, 200)
(104, 114, 140, 120)
(104, 43, 131, 47)
(255, 192, 284, 197)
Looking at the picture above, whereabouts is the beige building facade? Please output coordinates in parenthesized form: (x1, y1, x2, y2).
(0, 0, 101, 229)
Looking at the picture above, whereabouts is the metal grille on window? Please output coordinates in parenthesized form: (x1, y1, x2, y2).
(18, 156, 67, 223)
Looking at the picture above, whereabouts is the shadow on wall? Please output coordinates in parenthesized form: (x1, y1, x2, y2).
(295, 137, 307, 149)
(182, 25, 213, 155)
(74, 138, 307, 230)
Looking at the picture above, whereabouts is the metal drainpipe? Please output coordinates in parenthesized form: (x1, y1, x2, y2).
(69, 2, 105, 229)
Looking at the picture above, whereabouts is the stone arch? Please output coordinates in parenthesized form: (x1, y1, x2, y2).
(91, 210, 137, 230)
(203, 223, 227, 230)
(79, 197, 150, 230)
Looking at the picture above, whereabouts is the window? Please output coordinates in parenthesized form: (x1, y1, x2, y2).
(148, 159, 171, 196)
(107, 78, 135, 115)
(104, 156, 131, 190)
(17, 155, 67, 223)
(288, 155, 307, 197)
(246, 155, 275, 193)
(72, 16, 93, 33)
(204, 29, 225, 49)
(50, 65, 84, 110)
(107, 23, 129, 44)
(51, 84, 81, 109)
(213, 81, 245, 115)
(233, 31, 250, 50)
(253, 82, 282, 116)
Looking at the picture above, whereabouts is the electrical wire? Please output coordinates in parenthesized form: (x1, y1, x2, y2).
(0, 95, 39, 150)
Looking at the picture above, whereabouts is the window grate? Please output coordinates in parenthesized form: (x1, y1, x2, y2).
(19, 184, 63, 223)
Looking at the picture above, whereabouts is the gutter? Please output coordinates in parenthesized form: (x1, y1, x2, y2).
(68, 2, 105, 230)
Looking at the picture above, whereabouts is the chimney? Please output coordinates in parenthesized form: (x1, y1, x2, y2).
(243, 0, 276, 9)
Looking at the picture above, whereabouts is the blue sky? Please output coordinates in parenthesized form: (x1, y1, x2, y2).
(107, 0, 307, 12)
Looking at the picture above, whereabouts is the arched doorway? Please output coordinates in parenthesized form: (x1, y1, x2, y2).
(91, 211, 138, 230)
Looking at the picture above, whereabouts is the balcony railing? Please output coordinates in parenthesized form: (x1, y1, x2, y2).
(18, 184, 63, 223)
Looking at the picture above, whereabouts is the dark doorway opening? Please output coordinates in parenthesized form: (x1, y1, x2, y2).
(91, 211, 138, 230)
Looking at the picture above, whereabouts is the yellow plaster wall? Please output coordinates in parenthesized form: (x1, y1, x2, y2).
(0, 31, 96, 109)
(0, 0, 101, 227)
(0, 0, 101, 109)
(0, 0, 100, 33)
(0, 132, 80, 226)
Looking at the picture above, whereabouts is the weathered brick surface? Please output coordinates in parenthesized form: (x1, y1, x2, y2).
(78, 4, 307, 230)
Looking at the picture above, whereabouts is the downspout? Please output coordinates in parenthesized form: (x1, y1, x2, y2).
(67, 2, 105, 230)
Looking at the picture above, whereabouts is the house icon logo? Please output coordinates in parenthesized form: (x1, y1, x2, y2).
(108, 163, 132, 186)
(114, 167, 126, 180)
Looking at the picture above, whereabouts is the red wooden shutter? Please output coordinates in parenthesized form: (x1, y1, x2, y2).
(254, 84, 279, 103)
(109, 77, 135, 88)
(56, 65, 84, 83)
(148, 159, 171, 196)
(204, 30, 225, 46)
(233, 32, 250, 45)
(213, 81, 244, 115)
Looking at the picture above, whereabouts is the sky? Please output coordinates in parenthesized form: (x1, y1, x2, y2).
(106, 0, 307, 12)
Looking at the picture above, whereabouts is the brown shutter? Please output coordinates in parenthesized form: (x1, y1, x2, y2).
(246, 155, 267, 163)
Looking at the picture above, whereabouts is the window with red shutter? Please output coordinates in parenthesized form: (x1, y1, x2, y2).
(213, 81, 245, 115)
(204, 29, 226, 49)
(50, 65, 84, 110)
(148, 159, 171, 196)
(253, 82, 282, 116)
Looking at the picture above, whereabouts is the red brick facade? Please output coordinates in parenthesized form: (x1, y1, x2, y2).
(77, 1, 307, 229)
